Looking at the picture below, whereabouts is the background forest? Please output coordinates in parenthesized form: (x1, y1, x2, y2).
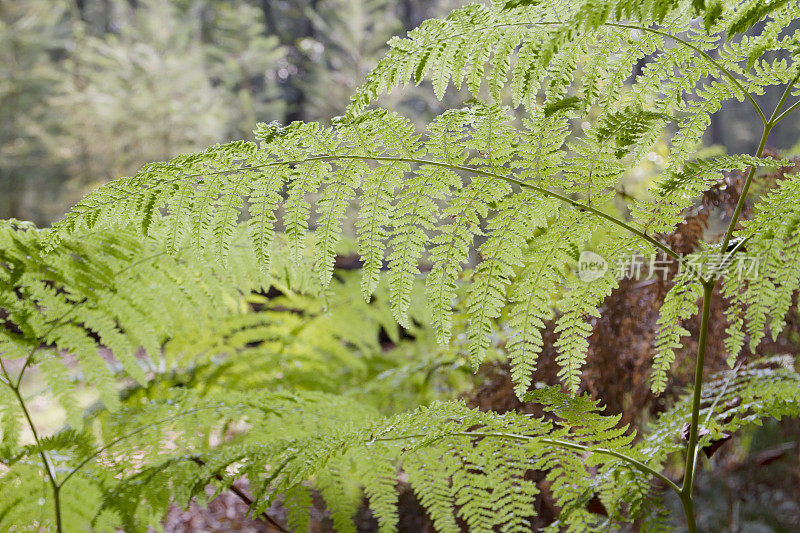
(2, 0, 800, 531)
(0, 0, 467, 224)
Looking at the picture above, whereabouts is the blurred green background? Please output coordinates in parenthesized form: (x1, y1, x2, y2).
(0, 0, 465, 224)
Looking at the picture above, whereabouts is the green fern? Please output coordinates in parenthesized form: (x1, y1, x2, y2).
(46, 0, 800, 395)
(5, 0, 800, 530)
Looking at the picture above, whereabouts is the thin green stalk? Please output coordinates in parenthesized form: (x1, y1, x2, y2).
(0, 360, 63, 533)
(65, 154, 684, 264)
(681, 492, 698, 533)
(678, 77, 799, 532)
(773, 99, 800, 125)
(720, 73, 798, 253)
(770, 72, 800, 126)
(680, 281, 714, 533)
(372, 430, 682, 496)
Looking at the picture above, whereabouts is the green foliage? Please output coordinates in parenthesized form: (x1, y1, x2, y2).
(0, 220, 465, 530)
(3, 0, 800, 531)
(73, 388, 661, 532)
(641, 355, 800, 460)
(49, 0, 800, 397)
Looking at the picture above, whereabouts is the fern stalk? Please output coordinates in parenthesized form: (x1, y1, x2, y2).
(680, 77, 800, 531)
(721, 72, 799, 252)
(0, 360, 63, 533)
(678, 281, 713, 533)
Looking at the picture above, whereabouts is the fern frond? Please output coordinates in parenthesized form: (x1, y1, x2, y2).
(650, 270, 704, 393)
(722, 162, 800, 359)
(44, 0, 800, 400)
(643, 355, 800, 461)
(505, 213, 587, 397)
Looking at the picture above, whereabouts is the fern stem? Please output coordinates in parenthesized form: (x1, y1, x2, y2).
(719, 123, 777, 254)
(372, 431, 681, 496)
(773, 99, 800, 125)
(679, 281, 714, 533)
(283, 154, 684, 262)
(768, 72, 800, 127)
(603, 23, 767, 126)
(0, 367, 63, 533)
(538, 437, 682, 495)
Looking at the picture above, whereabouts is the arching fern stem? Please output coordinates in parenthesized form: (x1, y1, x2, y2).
(0, 358, 63, 532)
(445, 20, 769, 125)
(681, 73, 800, 533)
(374, 431, 682, 495)
(250, 154, 684, 262)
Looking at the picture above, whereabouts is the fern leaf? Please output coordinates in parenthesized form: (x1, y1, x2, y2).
(651, 270, 703, 394)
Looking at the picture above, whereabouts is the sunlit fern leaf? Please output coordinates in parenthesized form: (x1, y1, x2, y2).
(727, 0, 790, 38)
(387, 110, 467, 325)
(39, 353, 83, 430)
(354, 444, 400, 532)
(353, 111, 421, 300)
(247, 168, 284, 273)
(723, 164, 800, 360)
(427, 105, 516, 343)
(633, 154, 788, 236)
(0, 221, 266, 420)
(403, 449, 460, 533)
(467, 193, 553, 367)
(314, 464, 362, 533)
(650, 269, 703, 394)
(0, 464, 54, 530)
(506, 211, 587, 397)
(593, 105, 669, 159)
